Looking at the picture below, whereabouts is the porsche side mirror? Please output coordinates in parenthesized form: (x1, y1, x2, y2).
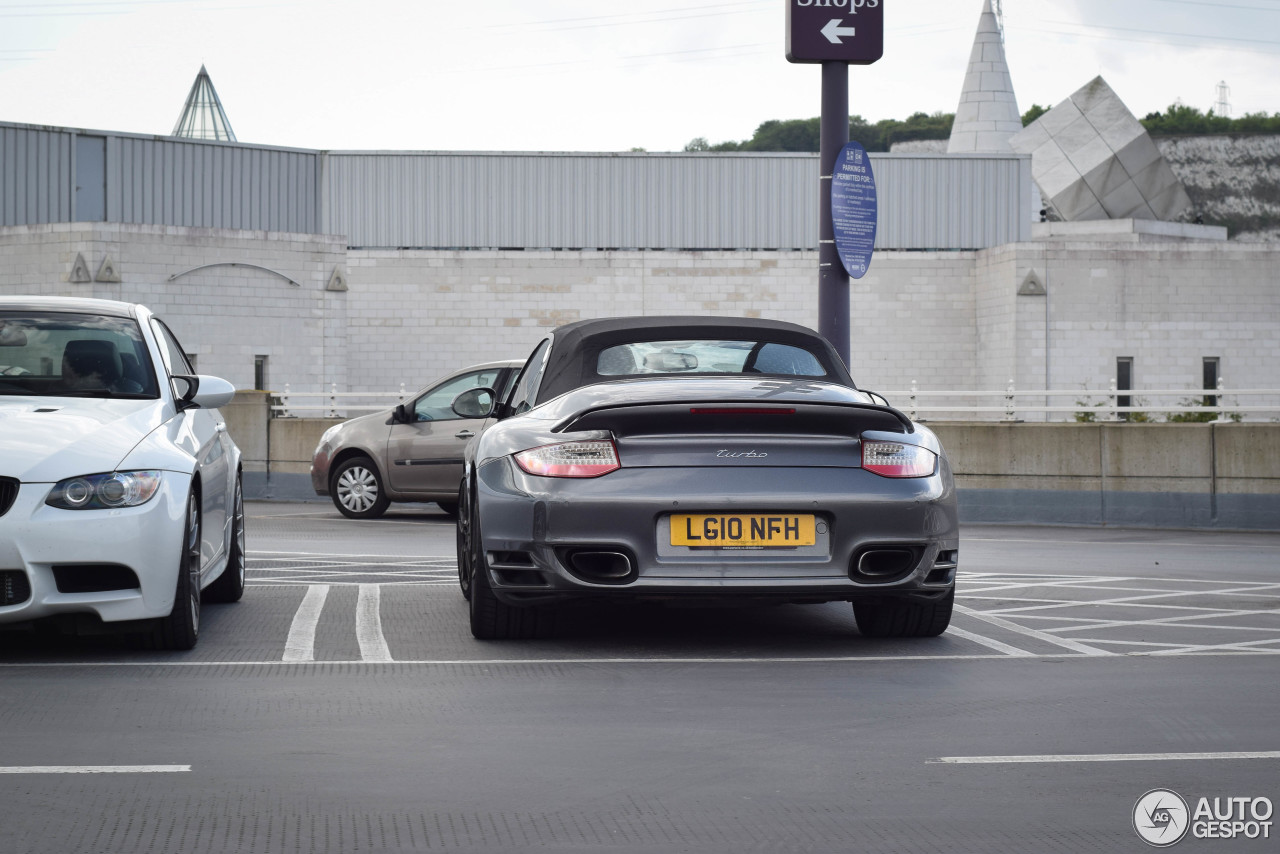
(452, 387, 496, 419)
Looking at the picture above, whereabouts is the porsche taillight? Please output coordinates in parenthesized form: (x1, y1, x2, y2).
(514, 440, 621, 478)
(861, 440, 937, 478)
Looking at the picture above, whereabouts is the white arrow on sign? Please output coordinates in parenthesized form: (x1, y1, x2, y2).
(821, 19, 857, 44)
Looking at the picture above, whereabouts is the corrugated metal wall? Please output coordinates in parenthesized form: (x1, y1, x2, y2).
(2, 122, 1031, 249)
(324, 151, 1031, 250)
(1, 122, 319, 233)
(110, 135, 319, 232)
(0, 125, 73, 226)
(322, 152, 820, 249)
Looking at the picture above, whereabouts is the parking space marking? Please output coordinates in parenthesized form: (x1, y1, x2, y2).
(1149, 637, 1280, 656)
(959, 572, 1280, 656)
(954, 604, 1117, 656)
(0, 766, 191, 774)
(930, 751, 1280, 765)
(248, 552, 455, 586)
(356, 584, 393, 662)
(282, 584, 329, 662)
(1049, 608, 1280, 635)
(943, 626, 1035, 657)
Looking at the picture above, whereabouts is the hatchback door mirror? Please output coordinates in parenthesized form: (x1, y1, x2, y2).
(452, 387, 495, 419)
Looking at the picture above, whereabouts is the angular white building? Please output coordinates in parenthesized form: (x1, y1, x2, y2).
(947, 0, 1023, 154)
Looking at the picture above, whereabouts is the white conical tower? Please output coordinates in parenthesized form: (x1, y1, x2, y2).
(172, 65, 237, 142)
(947, 0, 1022, 153)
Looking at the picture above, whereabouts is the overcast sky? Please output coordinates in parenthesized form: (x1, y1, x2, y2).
(0, 0, 1276, 152)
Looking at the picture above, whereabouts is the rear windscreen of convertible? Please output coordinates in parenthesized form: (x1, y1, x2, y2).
(596, 340, 827, 378)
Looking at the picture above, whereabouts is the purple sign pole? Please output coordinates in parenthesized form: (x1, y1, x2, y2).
(819, 65, 850, 365)
(786, 0, 884, 366)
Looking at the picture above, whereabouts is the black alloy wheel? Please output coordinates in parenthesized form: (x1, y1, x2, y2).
(467, 488, 555, 640)
(456, 482, 473, 601)
(203, 474, 246, 603)
(852, 588, 954, 638)
(153, 489, 202, 650)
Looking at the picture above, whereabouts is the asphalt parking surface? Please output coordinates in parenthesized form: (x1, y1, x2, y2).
(1, 502, 1277, 853)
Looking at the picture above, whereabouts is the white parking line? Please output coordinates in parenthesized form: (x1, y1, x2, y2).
(251, 550, 455, 561)
(356, 584, 393, 662)
(931, 751, 1280, 765)
(282, 585, 329, 662)
(944, 626, 1035, 657)
(954, 604, 1116, 656)
(0, 765, 191, 774)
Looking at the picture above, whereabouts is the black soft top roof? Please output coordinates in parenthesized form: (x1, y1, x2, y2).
(536, 315, 855, 403)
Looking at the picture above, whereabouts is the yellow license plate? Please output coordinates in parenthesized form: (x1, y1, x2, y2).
(670, 514, 817, 548)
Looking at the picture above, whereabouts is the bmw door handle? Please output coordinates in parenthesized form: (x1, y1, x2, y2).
(455, 430, 475, 440)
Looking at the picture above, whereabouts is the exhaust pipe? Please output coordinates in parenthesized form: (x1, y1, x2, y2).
(852, 547, 923, 581)
(564, 550, 636, 584)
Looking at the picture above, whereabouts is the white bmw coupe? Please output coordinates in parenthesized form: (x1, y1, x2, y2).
(0, 297, 243, 650)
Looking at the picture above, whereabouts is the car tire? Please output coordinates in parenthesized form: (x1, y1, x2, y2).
(436, 501, 459, 517)
(203, 474, 246, 604)
(456, 484, 472, 601)
(467, 488, 555, 640)
(331, 457, 390, 519)
(853, 588, 954, 638)
(152, 489, 202, 650)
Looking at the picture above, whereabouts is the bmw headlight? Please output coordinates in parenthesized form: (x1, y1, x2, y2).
(46, 471, 163, 510)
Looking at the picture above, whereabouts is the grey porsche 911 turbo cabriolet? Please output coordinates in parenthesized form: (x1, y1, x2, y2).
(454, 316, 958, 640)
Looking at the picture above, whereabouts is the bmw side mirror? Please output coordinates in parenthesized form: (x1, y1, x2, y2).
(452, 387, 496, 419)
(174, 374, 236, 410)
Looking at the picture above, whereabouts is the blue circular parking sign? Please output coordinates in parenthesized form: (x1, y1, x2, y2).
(830, 141, 878, 279)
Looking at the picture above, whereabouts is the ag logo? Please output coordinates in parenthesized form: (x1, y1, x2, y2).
(1134, 789, 1190, 847)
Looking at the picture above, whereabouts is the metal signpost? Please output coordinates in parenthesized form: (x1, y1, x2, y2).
(785, 0, 884, 365)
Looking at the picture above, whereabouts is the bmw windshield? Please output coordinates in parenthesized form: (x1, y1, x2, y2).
(0, 312, 160, 399)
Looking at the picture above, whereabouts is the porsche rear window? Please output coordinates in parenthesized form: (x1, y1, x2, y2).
(596, 340, 826, 378)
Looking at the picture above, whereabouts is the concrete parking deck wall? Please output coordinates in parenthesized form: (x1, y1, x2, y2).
(226, 396, 1280, 530)
(930, 422, 1280, 529)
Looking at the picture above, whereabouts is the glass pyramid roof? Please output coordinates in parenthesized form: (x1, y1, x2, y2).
(172, 65, 237, 142)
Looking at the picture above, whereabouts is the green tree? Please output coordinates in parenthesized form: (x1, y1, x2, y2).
(1140, 104, 1280, 136)
(1022, 104, 1049, 125)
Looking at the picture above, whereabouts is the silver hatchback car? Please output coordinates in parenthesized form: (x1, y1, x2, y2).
(310, 361, 522, 518)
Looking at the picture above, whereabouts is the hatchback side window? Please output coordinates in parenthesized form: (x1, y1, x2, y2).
(506, 339, 550, 415)
(412, 370, 501, 422)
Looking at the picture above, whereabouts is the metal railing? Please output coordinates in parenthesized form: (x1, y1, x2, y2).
(885, 379, 1280, 422)
(270, 379, 1280, 422)
(271, 383, 409, 418)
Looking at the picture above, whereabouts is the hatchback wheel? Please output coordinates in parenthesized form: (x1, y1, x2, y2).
(331, 457, 390, 519)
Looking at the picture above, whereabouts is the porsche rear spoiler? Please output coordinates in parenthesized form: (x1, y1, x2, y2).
(553, 401, 914, 437)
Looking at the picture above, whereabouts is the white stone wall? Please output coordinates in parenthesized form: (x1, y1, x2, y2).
(1, 223, 1276, 422)
(1026, 240, 1280, 398)
(343, 249, 980, 397)
(0, 223, 349, 393)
